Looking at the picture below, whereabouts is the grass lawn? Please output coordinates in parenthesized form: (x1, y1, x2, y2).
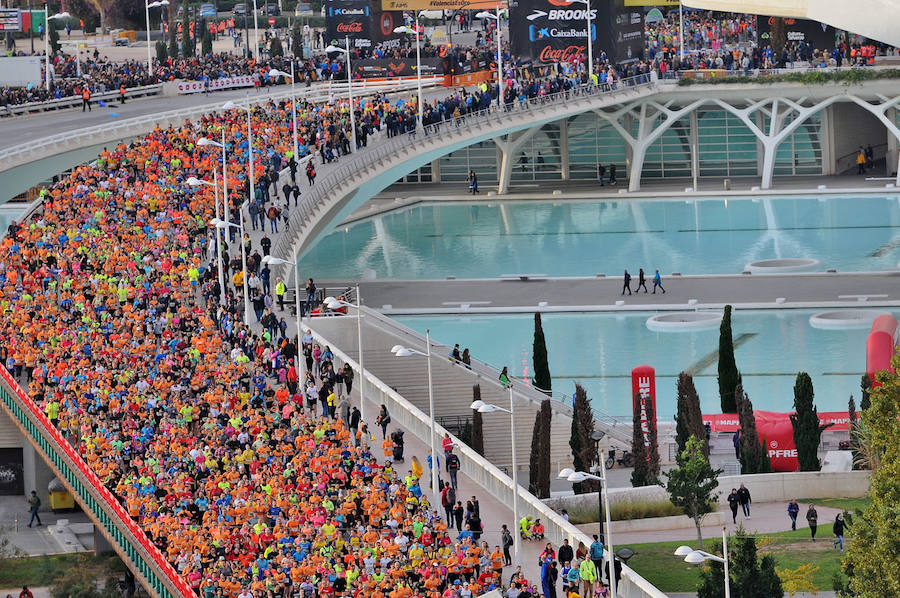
(0, 553, 122, 588)
(796, 496, 871, 514)
(625, 528, 850, 593)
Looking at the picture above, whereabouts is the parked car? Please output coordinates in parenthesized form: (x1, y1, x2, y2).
(233, 3, 247, 16)
(199, 3, 217, 18)
(261, 4, 280, 16)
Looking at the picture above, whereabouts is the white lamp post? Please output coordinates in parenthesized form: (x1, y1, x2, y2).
(186, 174, 225, 305)
(211, 215, 251, 325)
(394, 17, 424, 128)
(145, 0, 169, 77)
(471, 392, 520, 566)
(585, 0, 593, 82)
(222, 100, 254, 219)
(269, 67, 298, 158)
(325, 40, 356, 150)
(198, 133, 230, 305)
(558, 463, 615, 598)
(252, 0, 260, 61)
(391, 335, 439, 510)
(679, 0, 684, 61)
(262, 254, 301, 372)
(324, 290, 366, 426)
(43, 9, 69, 91)
(675, 527, 730, 598)
(475, 7, 502, 107)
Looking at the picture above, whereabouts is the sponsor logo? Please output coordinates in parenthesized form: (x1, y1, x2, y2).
(389, 61, 407, 74)
(529, 25, 594, 41)
(337, 21, 364, 32)
(769, 449, 798, 458)
(769, 440, 778, 449)
(333, 7, 368, 15)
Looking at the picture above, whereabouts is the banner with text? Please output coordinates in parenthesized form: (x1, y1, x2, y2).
(354, 57, 444, 78)
(509, 0, 599, 65)
(757, 16, 838, 50)
(326, 0, 374, 48)
(381, 0, 502, 11)
(177, 75, 255, 94)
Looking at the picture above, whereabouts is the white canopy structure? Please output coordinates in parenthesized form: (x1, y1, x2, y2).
(681, 0, 900, 47)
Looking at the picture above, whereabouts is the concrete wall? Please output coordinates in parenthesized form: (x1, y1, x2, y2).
(829, 103, 886, 174)
(545, 470, 871, 514)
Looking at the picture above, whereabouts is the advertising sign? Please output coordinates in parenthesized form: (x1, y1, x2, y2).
(631, 365, 657, 448)
(353, 56, 443, 78)
(177, 75, 256, 94)
(510, 0, 599, 65)
(0, 9, 20, 32)
(380, 0, 502, 11)
(325, 0, 373, 48)
(757, 16, 837, 50)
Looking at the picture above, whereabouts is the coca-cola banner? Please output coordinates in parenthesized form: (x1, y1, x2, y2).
(353, 57, 444, 78)
(510, 0, 642, 65)
(325, 0, 373, 48)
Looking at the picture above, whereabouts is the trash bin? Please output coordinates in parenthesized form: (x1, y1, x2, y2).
(48, 478, 74, 512)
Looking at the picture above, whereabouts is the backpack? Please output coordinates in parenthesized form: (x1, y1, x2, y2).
(447, 453, 460, 471)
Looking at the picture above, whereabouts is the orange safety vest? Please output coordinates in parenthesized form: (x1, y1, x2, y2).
(82, 88, 91, 100)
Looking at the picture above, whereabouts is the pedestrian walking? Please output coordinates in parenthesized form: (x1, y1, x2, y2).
(737, 483, 752, 518)
(275, 277, 286, 309)
(621, 269, 632, 295)
(375, 404, 391, 439)
(856, 147, 866, 174)
(467, 169, 479, 194)
(502, 525, 514, 566)
(832, 513, 847, 551)
(787, 499, 800, 531)
(652, 269, 665, 294)
(636, 268, 648, 293)
(589, 534, 604, 582)
(727, 488, 739, 524)
(806, 504, 818, 541)
(732, 430, 741, 459)
(26, 491, 41, 527)
(597, 163, 605, 186)
(306, 161, 316, 185)
(81, 86, 91, 112)
(446, 449, 461, 491)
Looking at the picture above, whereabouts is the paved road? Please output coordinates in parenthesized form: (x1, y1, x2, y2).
(350, 271, 900, 314)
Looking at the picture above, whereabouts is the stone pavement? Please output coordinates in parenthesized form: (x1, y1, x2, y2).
(0, 496, 93, 556)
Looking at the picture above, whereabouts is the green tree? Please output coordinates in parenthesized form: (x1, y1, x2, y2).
(860, 373, 871, 411)
(168, 0, 178, 56)
(270, 36, 284, 57)
(697, 527, 784, 598)
(534, 399, 552, 498)
(532, 312, 551, 395)
(718, 305, 742, 413)
(155, 39, 168, 62)
(736, 385, 771, 474)
(845, 358, 900, 597)
(528, 409, 542, 496)
(790, 372, 833, 471)
(181, 2, 193, 58)
(631, 392, 660, 486)
(471, 384, 484, 456)
(570, 384, 599, 494)
(664, 435, 721, 548)
(201, 20, 212, 55)
(676, 372, 708, 457)
(292, 20, 303, 57)
(49, 21, 60, 54)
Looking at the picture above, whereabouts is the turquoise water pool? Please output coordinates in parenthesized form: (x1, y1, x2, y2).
(298, 194, 900, 278)
(396, 309, 873, 418)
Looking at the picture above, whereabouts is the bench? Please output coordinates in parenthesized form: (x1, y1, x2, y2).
(500, 273, 548, 281)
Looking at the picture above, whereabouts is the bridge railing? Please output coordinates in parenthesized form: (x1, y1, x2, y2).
(0, 366, 193, 598)
(1, 84, 163, 118)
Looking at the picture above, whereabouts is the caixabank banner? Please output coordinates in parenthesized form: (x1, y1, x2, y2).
(510, 0, 642, 65)
(325, 0, 374, 48)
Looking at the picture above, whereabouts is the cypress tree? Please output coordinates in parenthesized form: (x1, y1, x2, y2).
(790, 372, 833, 471)
(292, 21, 303, 58)
(269, 36, 283, 57)
(860, 374, 871, 411)
(570, 384, 598, 494)
(49, 21, 60, 54)
(168, 0, 178, 57)
(631, 392, 649, 487)
(532, 313, 551, 395)
(537, 399, 552, 498)
(528, 409, 541, 495)
(156, 40, 168, 62)
(676, 372, 708, 457)
(644, 395, 660, 484)
(736, 385, 771, 474)
(201, 20, 212, 56)
(718, 305, 742, 413)
(181, 3, 193, 58)
(471, 385, 484, 456)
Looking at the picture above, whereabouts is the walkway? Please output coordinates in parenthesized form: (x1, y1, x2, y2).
(346, 272, 900, 314)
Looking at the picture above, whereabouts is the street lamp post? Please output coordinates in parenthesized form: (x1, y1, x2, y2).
(391, 333, 439, 510)
(145, 0, 169, 77)
(211, 216, 251, 325)
(222, 100, 254, 228)
(471, 390, 521, 567)
(585, 0, 593, 82)
(558, 457, 616, 598)
(323, 288, 366, 426)
(186, 174, 224, 305)
(394, 16, 424, 128)
(252, 0, 260, 61)
(675, 527, 730, 598)
(269, 67, 298, 158)
(325, 40, 356, 150)
(43, 8, 69, 91)
(196, 134, 230, 305)
(262, 254, 302, 375)
(475, 7, 502, 106)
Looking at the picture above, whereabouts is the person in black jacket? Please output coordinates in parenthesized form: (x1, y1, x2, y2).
(727, 488, 740, 523)
(737, 483, 752, 518)
(832, 513, 848, 551)
(557, 538, 574, 565)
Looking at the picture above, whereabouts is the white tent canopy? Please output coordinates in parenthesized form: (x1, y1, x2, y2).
(681, 0, 900, 47)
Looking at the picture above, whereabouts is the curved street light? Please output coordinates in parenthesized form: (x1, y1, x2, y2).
(325, 40, 356, 150)
(674, 527, 731, 598)
(475, 7, 503, 106)
(323, 290, 366, 425)
(145, 0, 169, 77)
(262, 253, 302, 376)
(394, 18, 424, 128)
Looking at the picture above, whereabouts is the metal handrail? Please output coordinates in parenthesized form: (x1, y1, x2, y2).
(0, 366, 192, 598)
(0, 78, 438, 167)
(1, 84, 163, 118)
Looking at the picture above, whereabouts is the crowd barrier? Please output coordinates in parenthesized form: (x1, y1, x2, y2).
(1, 84, 163, 117)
